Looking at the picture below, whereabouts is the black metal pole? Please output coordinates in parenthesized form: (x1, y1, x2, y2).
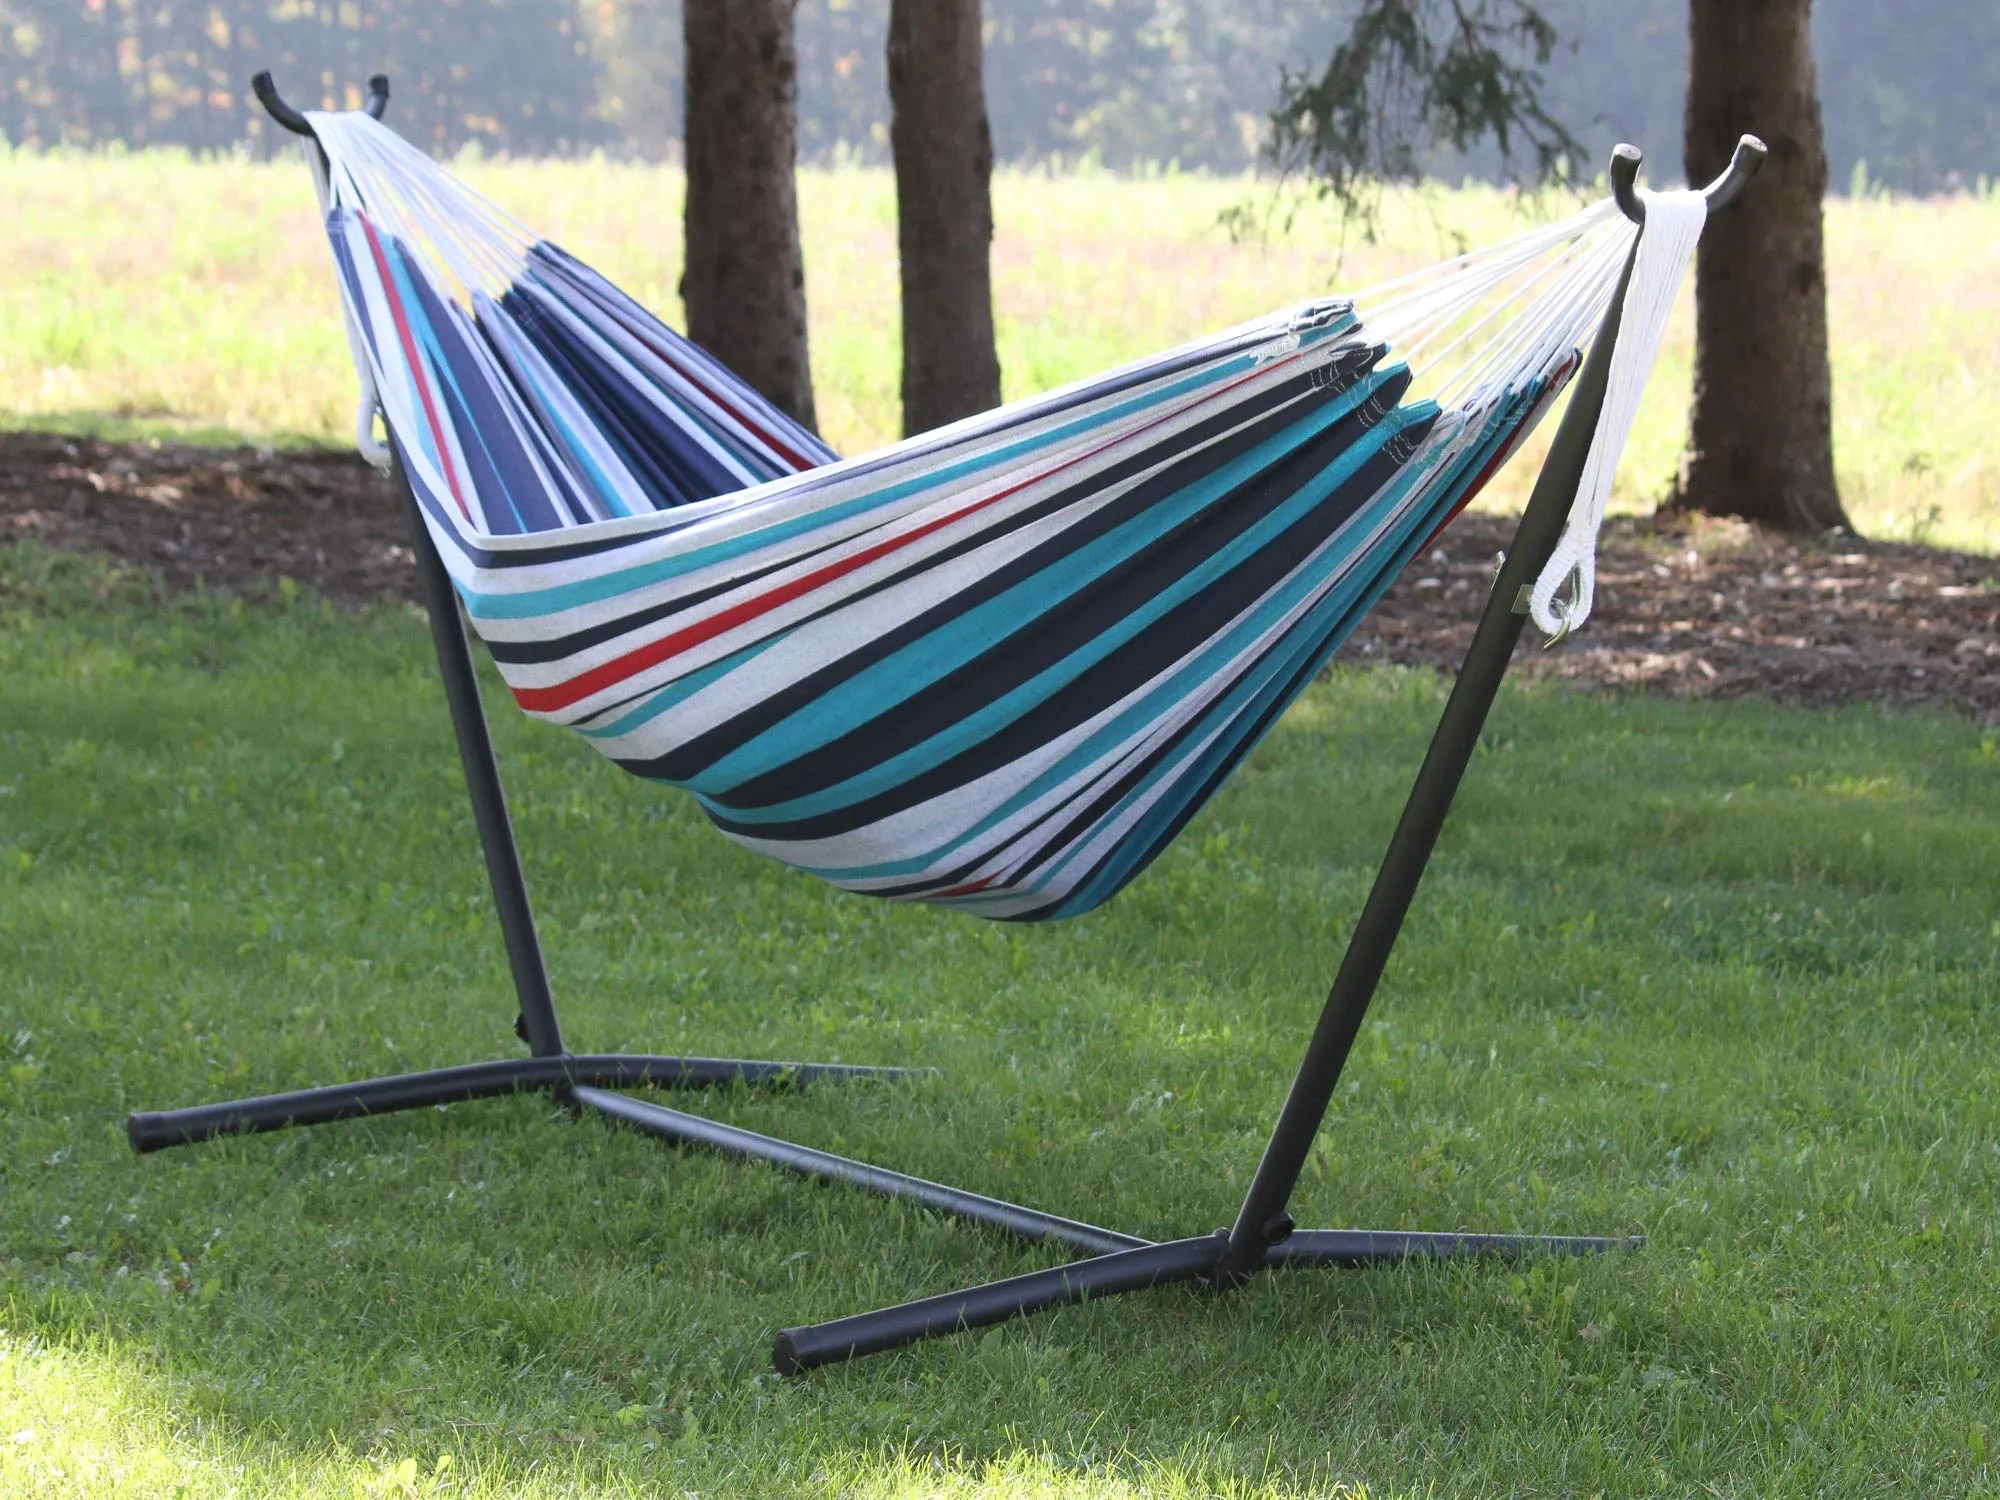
(390, 458, 568, 1060)
(773, 1223, 1644, 1373)
(1211, 236, 1645, 1286)
(573, 1086, 1147, 1257)
(774, 1233, 1229, 1374)
(126, 1054, 935, 1152)
(255, 69, 565, 1065)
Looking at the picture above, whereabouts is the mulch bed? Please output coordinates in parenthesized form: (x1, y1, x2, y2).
(6, 431, 1998, 722)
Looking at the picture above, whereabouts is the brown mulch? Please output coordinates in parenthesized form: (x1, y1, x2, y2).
(1351, 514, 2000, 723)
(5, 431, 1999, 722)
(1, 431, 420, 606)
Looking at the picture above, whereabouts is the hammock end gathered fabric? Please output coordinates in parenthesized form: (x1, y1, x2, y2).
(1525, 186, 1708, 638)
(1527, 557, 1586, 647)
(355, 399, 392, 471)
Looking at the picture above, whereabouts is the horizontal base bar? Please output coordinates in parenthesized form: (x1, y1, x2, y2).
(775, 1233, 1227, 1373)
(1271, 1227, 1641, 1266)
(128, 1052, 932, 1153)
(131, 1054, 1136, 1255)
(133, 1054, 1640, 1377)
(573, 1086, 1145, 1258)
(775, 1225, 1642, 1374)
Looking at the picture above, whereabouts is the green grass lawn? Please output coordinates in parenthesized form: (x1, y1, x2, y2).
(1, 541, 1995, 1497)
(4, 148, 1999, 550)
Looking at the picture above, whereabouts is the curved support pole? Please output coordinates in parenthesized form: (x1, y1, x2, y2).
(251, 71, 313, 137)
(1609, 143, 1645, 224)
(252, 70, 392, 137)
(1700, 133, 1768, 214)
(1611, 133, 1767, 225)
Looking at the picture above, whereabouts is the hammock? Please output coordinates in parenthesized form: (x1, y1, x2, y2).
(302, 110, 1699, 921)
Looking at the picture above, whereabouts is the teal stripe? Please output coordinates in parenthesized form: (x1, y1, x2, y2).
(1044, 392, 1540, 915)
(368, 241, 447, 484)
(799, 399, 1451, 891)
(692, 371, 1404, 808)
(458, 339, 1336, 621)
(578, 634, 785, 740)
(758, 402, 1441, 879)
(1044, 505, 1444, 911)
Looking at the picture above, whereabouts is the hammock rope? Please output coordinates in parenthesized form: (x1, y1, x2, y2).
(1529, 190, 1706, 636)
(297, 110, 1699, 920)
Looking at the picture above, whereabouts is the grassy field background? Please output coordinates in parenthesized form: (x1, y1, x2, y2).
(4, 148, 1999, 550)
(1, 541, 1996, 1497)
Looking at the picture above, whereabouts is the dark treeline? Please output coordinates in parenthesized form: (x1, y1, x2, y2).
(3, 0, 1994, 190)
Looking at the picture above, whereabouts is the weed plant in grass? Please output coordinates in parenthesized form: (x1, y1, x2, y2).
(0, 540, 1995, 1497)
(3, 148, 1998, 549)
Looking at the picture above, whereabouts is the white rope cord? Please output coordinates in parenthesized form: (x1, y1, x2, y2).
(1358, 206, 1637, 423)
(303, 138, 393, 470)
(310, 112, 532, 301)
(1436, 226, 1626, 410)
(1363, 232, 1600, 370)
(1354, 198, 1621, 320)
(1529, 188, 1706, 636)
(1362, 215, 1622, 349)
(1410, 224, 1622, 404)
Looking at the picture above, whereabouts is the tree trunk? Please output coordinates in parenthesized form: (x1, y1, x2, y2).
(1674, 0, 1850, 532)
(887, 0, 1002, 436)
(682, 0, 817, 431)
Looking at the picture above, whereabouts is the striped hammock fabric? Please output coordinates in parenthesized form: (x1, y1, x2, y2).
(301, 110, 1688, 921)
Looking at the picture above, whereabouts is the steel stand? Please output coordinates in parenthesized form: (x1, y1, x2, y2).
(140, 74, 1769, 1377)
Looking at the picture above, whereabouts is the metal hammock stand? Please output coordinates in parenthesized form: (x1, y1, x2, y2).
(127, 70, 1765, 1374)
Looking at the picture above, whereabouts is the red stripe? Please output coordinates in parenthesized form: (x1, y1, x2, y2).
(659, 342, 820, 472)
(511, 478, 1031, 711)
(929, 874, 999, 899)
(510, 348, 1309, 714)
(360, 217, 472, 523)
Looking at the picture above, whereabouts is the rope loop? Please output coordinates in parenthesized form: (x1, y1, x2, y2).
(1527, 188, 1707, 637)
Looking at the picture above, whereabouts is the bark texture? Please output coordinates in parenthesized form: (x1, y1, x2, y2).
(1675, 0, 1850, 532)
(682, 0, 817, 431)
(887, 0, 1002, 436)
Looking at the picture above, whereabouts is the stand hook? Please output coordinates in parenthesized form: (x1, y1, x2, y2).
(251, 70, 391, 137)
(1611, 134, 1768, 225)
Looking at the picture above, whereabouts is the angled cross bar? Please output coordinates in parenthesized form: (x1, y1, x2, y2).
(774, 1228, 1638, 1375)
(127, 1053, 931, 1154)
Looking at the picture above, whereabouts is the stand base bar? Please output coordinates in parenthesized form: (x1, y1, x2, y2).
(128, 1053, 933, 1153)
(1271, 1228, 1642, 1266)
(774, 1234, 1228, 1375)
(775, 1225, 1640, 1374)
(573, 1085, 1146, 1259)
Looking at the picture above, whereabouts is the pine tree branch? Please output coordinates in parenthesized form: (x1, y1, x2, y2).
(1266, 0, 1585, 236)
